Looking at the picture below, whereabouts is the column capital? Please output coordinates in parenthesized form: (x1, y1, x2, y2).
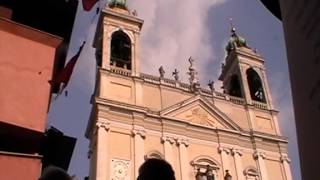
(218, 147, 231, 154)
(161, 136, 175, 144)
(176, 138, 189, 147)
(253, 151, 266, 160)
(280, 155, 291, 163)
(231, 148, 243, 156)
(132, 129, 146, 139)
(94, 121, 110, 134)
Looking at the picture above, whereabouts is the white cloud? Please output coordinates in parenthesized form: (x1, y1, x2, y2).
(128, 0, 225, 81)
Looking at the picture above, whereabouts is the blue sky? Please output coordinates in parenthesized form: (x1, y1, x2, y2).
(48, 0, 301, 179)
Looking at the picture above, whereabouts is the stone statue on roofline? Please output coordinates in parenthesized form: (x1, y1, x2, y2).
(172, 69, 179, 81)
(208, 80, 215, 91)
(187, 57, 200, 92)
(159, 66, 165, 78)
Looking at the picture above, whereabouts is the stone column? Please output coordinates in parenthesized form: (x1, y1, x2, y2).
(177, 139, 189, 180)
(95, 121, 110, 180)
(218, 147, 231, 177)
(253, 151, 269, 180)
(162, 136, 175, 166)
(281, 155, 293, 180)
(132, 129, 146, 179)
(231, 149, 244, 180)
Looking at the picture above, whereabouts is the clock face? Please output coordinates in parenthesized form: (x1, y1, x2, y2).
(111, 159, 130, 180)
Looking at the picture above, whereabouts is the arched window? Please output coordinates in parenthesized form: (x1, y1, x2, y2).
(246, 68, 266, 102)
(229, 74, 243, 97)
(243, 167, 260, 180)
(191, 156, 220, 180)
(110, 30, 132, 70)
(144, 150, 164, 160)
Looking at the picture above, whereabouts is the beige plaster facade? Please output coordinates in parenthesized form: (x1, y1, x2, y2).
(86, 5, 293, 180)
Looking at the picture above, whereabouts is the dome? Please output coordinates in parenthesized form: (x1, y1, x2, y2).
(226, 27, 247, 55)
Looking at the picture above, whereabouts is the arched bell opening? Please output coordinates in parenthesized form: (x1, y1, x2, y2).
(110, 30, 132, 70)
(246, 68, 266, 102)
(228, 74, 243, 98)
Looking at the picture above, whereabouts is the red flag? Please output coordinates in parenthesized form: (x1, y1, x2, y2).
(82, 0, 99, 11)
(50, 42, 85, 91)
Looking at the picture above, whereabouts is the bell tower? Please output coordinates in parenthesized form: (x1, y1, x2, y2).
(219, 27, 274, 109)
(94, 0, 143, 76)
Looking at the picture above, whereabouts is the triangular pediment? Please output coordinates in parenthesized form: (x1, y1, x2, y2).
(161, 95, 241, 131)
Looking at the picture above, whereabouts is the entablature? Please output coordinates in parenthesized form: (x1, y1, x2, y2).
(86, 97, 287, 151)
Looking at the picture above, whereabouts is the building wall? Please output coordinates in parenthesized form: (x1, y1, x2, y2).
(0, 152, 42, 180)
(89, 110, 288, 180)
(277, 0, 320, 179)
(0, 18, 61, 132)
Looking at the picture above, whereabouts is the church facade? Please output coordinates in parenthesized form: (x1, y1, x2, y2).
(86, 2, 293, 180)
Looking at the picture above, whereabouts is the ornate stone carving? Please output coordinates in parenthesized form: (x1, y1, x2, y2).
(176, 138, 189, 147)
(243, 166, 260, 179)
(161, 136, 175, 144)
(159, 66, 165, 78)
(187, 57, 200, 92)
(280, 155, 291, 163)
(172, 69, 179, 81)
(110, 159, 130, 180)
(94, 121, 111, 134)
(185, 108, 216, 127)
(208, 80, 215, 91)
(144, 150, 164, 160)
(253, 151, 266, 160)
(218, 147, 231, 155)
(231, 148, 243, 156)
(131, 129, 146, 139)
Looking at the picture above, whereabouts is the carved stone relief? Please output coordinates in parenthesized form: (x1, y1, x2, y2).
(110, 159, 130, 180)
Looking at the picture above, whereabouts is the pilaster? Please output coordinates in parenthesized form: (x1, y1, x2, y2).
(132, 129, 146, 179)
(231, 148, 244, 180)
(177, 138, 189, 180)
(161, 136, 175, 166)
(218, 147, 231, 177)
(253, 151, 269, 180)
(280, 155, 293, 180)
(95, 121, 111, 180)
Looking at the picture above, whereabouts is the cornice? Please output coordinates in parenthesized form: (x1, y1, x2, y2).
(103, 8, 144, 29)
